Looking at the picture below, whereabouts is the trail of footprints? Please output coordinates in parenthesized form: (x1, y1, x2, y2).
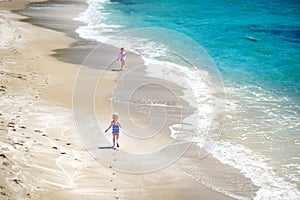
(0, 63, 118, 199)
(0, 14, 74, 199)
(0, 52, 58, 199)
(0, 67, 123, 199)
(109, 151, 120, 200)
(0, 16, 121, 197)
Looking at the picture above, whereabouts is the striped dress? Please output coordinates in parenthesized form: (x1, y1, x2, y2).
(112, 120, 120, 135)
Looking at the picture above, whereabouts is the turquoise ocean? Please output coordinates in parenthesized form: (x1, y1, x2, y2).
(75, 0, 300, 199)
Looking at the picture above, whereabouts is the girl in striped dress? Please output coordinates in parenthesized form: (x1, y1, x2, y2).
(105, 113, 122, 148)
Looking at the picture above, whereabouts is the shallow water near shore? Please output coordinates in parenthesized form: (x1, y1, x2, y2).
(75, 0, 300, 199)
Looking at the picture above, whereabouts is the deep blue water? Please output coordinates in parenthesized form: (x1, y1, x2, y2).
(103, 0, 300, 101)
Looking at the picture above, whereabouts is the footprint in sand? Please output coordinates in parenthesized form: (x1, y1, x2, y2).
(13, 142, 23, 146)
(0, 86, 6, 93)
(13, 179, 20, 184)
(0, 154, 7, 159)
(0, 85, 6, 92)
(7, 122, 15, 128)
(1, 191, 7, 196)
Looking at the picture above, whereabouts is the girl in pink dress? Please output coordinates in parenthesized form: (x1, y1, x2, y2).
(118, 47, 126, 70)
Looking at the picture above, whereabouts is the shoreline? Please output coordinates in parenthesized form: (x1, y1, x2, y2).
(0, 0, 260, 199)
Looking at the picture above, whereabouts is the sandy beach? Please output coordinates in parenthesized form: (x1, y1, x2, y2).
(0, 0, 261, 199)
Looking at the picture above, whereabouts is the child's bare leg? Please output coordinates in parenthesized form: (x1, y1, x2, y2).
(112, 135, 116, 147)
(116, 135, 119, 147)
(121, 60, 125, 69)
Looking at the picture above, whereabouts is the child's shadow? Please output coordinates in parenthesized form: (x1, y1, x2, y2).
(98, 146, 114, 150)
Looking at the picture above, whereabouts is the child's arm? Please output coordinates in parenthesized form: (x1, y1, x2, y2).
(118, 122, 122, 128)
(105, 122, 113, 133)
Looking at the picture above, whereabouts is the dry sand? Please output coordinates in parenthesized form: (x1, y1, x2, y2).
(0, 0, 259, 199)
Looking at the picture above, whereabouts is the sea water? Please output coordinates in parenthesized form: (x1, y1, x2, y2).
(75, 0, 300, 199)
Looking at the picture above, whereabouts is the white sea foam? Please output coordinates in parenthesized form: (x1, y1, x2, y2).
(212, 141, 300, 200)
(144, 59, 214, 136)
(75, 0, 121, 42)
(281, 163, 300, 183)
